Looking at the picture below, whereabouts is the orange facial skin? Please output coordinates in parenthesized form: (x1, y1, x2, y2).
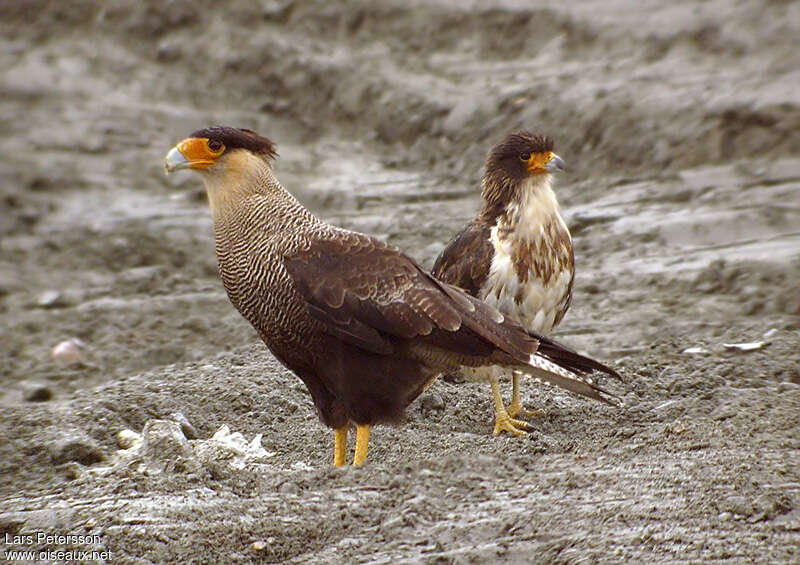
(526, 151, 557, 174)
(175, 137, 225, 169)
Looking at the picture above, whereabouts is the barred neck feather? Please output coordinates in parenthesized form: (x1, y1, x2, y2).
(199, 149, 320, 238)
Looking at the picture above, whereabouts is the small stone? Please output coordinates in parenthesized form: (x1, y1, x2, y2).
(22, 382, 52, 402)
(718, 512, 732, 521)
(36, 290, 70, 309)
(170, 412, 198, 440)
(664, 420, 686, 435)
(262, 0, 293, 20)
(141, 420, 193, 463)
(51, 339, 86, 364)
(582, 283, 601, 294)
(117, 429, 143, 450)
(251, 540, 267, 551)
(61, 462, 83, 480)
(49, 435, 103, 466)
(440, 369, 466, 384)
(156, 42, 181, 62)
(279, 481, 300, 495)
(179, 317, 210, 333)
(419, 392, 445, 412)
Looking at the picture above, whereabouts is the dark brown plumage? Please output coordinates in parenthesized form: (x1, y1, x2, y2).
(432, 130, 614, 436)
(165, 126, 618, 465)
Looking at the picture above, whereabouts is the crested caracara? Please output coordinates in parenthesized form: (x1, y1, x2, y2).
(433, 131, 604, 436)
(165, 126, 618, 466)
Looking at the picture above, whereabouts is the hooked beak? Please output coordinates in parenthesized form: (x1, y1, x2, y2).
(546, 154, 566, 173)
(164, 146, 191, 173)
(164, 138, 218, 174)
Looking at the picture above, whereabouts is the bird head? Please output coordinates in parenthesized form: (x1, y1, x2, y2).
(480, 131, 565, 212)
(485, 131, 565, 183)
(164, 126, 277, 176)
(165, 126, 280, 216)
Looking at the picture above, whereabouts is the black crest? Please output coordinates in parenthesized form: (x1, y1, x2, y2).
(190, 126, 277, 159)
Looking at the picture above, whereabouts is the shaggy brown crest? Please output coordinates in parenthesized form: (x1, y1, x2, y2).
(190, 126, 278, 159)
(488, 131, 554, 164)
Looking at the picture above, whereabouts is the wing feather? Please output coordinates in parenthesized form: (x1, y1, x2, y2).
(284, 230, 618, 405)
(431, 221, 494, 297)
(284, 232, 465, 346)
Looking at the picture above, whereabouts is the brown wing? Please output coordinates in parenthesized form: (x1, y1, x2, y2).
(431, 220, 493, 296)
(283, 230, 537, 362)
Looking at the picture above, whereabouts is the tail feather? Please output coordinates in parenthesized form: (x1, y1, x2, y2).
(514, 355, 620, 406)
(533, 333, 621, 380)
(425, 268, 620, 403)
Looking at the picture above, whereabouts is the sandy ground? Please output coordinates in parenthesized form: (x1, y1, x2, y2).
(1, 1, 799, 563)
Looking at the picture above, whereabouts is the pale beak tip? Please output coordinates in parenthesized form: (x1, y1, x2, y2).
(164, 146, 190, 174)
(548, 155, 567, 173)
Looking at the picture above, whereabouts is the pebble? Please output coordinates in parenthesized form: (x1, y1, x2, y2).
(22, 382, 53, 402)
(36, 290, 71, 309)
(51, 339, 86, 364)
(117, 429, 143, 450)
(170, 412, 198, 440)
(61, 462, 83, 480)
(141, 420, 193, 462)
(49, 435, 103, 466)
(278, 481, 300, 495)
(419, 392, 445, 412)
(251, 541, 268, 551)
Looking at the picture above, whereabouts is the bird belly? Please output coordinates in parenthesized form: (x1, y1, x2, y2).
(482, 244, 572, 336)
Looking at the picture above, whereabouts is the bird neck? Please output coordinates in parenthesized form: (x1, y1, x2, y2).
(479, 174, 565, 240)
(200, 150, 319, 233)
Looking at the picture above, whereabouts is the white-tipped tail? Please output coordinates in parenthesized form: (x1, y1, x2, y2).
(516, 354, 620, 405)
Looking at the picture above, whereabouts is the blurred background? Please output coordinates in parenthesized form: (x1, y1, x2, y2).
(2, 0, 797, 385)
(1, 2, 798, 562)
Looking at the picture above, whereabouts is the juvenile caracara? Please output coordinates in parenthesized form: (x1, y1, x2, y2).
(164, 126, 617, 467)
(433, 131, 594, 436)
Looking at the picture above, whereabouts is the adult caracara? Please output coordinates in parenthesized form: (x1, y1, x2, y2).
(164, 126, 617, 467)
(433, 131, 593, 436)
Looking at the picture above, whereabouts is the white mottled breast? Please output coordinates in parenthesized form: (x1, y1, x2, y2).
(481, 176, 573, 336)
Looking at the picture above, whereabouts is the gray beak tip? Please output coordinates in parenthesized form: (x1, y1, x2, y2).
(164, 146, 190, 174)
(548, 154, 567, 173)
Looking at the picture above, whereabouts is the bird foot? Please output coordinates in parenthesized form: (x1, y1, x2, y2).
(507, 402, 543, 421)
(493, 412, 531, 437)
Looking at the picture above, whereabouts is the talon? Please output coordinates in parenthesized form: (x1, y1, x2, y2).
(508, 373, 542, 420)
(489, 376, 529, 437)
(507, 402, 543, 421)
(493, 411, 530, 436)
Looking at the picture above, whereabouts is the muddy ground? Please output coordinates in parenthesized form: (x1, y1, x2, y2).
(1, 1, 799, 563)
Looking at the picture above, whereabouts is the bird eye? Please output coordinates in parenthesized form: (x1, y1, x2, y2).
(207, 139, 224, 153)
(519, 152, 531, 161)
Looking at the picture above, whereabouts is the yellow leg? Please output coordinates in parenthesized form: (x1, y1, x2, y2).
(333, 425, 348, 467)
(507, 373, 543, 420)
(490, 376, 530, 437)
(353, 424, 371, 467)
